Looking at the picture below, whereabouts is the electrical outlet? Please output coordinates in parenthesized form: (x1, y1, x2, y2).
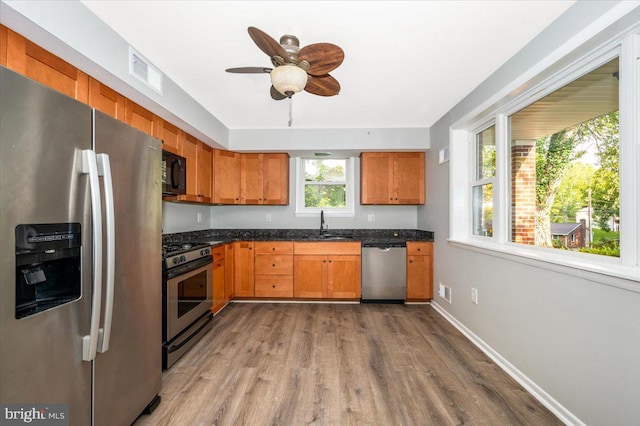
(266, 214, 272, 222)
(196, 213, 202, 223)
(368, 214, 375, 222)
(471, 287, 478, 304)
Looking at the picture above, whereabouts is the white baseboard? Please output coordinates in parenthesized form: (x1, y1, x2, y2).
(430, 302, 584, 426)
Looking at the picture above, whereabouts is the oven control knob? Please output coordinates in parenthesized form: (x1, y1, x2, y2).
(201, 248, 210, 256)
(172, 257, 179, 265)
(180, 255, 186, 263)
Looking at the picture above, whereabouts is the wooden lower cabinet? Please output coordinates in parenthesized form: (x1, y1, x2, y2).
(234, 241, 254, 297)
(255, 276, 294, 298)
(225, 243, 234, 302)
(293, 242, 361, 299)
(406, 242, 433, 300)
(254, 242, 293, 298)
(212, 259, 225, 314)
(211, 245, 226, 313)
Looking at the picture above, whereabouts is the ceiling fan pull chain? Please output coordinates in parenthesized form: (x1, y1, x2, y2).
(288, 97, 293, 127)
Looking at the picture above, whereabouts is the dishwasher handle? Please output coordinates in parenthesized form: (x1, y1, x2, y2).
(362, 241, 406, 249)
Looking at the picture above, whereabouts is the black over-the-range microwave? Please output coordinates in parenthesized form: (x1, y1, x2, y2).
(161, 150, 187, 196)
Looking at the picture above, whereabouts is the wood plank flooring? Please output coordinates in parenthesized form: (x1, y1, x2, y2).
(135, 303, 561, 425)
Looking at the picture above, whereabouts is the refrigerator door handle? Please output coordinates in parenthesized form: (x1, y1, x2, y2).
(97, 153, 115, 353)
(81, 150, 103, 362)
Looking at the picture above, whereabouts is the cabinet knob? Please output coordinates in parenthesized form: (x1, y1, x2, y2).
(417, 248, 421, 252)
(323, 260, 326, 263)
(272, 247, 276, 251)
(272, 263, 276, 267)
(328, 260, 332, 263)
(272, 285, 276, 288)
(409, 260, 413, 263)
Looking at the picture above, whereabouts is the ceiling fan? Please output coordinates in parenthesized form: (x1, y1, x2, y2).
(226, 27, 344, 100)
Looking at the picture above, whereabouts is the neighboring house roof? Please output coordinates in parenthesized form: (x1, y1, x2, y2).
(551, 222, 581, 236)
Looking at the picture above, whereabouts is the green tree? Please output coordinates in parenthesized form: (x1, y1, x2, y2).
(304, 160, 347, 208)
(551, 162, 595, 223)
(576, 112, 619, 231)
(535, 130, 582, 247)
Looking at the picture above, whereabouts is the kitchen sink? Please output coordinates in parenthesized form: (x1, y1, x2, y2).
(319, 235, 348, 240)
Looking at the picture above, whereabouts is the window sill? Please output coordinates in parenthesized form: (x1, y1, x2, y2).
(295, 209, 355, 218)
(448, 238, 640, 293)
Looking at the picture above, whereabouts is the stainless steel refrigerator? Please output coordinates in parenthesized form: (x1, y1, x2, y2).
(0, 67, 162, 425)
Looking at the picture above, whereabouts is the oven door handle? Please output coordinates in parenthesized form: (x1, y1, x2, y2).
(166, 314, 213, 353)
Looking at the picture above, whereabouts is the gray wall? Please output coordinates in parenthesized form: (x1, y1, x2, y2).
(419, 2, 640, 425)
(164, 157, 418, 232)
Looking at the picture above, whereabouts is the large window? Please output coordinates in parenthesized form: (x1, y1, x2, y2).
(509, 57, 619, 257)
(295, 158, 355, 216)
(449, 28, 640, 282)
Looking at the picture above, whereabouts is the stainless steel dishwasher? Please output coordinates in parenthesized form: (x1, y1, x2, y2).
(361, 242, 406, 302)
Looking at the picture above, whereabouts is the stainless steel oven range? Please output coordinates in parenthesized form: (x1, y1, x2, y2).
(162, 242, 213, 369)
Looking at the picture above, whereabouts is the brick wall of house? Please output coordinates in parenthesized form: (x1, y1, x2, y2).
(511, 142, 536, 244)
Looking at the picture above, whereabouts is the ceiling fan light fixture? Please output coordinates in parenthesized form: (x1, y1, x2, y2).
(271, 65, 308, 97)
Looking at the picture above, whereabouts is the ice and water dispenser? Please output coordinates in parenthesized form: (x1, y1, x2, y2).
(15, 223, 82, 319)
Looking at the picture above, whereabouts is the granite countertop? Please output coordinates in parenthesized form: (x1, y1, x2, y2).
(163, 229, 434, 246)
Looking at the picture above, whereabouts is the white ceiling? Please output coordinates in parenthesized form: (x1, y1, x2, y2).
(80, 1, 575, 130)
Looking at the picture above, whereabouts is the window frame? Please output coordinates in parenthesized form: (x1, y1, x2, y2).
(471, 124, 496, 239)
(294, 157, 356, 217)
(448, 30, 640, 288)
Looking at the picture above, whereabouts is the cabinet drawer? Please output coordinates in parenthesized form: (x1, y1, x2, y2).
(407, 242, 432, 256)
(294, 242, 361, 255)
(255, 276, 294, 298)
(212, 245, 225, 261)
(255, 254, 293, 275)
(254, 241, 294, 254)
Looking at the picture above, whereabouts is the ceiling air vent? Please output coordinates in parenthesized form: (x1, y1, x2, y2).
(129, 47, 163, 95)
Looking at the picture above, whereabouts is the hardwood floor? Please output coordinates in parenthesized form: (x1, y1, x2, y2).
(136, 303, 561, 425)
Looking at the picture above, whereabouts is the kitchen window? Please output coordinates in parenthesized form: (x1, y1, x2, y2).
(449, 28, 640, 285)
(295, 157, 355, 217)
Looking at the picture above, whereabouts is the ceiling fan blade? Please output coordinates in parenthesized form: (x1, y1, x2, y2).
(305, 75, 340, 97)
(248, 27, 290, 63)
(298, 43, 344, 76)
(270, 86, 287, 101)
(226, 67, 272, 74)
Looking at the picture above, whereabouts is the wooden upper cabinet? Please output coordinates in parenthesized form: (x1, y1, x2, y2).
(124, 99, 161, 138)
(262, 153, 289, 205)
(159, 120, 183, 155)
(88, 78, 125, 121)
(241, 153, 263, 204)
(394, 152, 425, 204)
(360, 152, 393, 204)
(178, 134, 213, 203)
(214, 150, 241, 204)
(240, 153, 289, 205)
(360, 152, 425, 205)
(197, 142, 213, 201)
(5, 28, 88, 102)
(1, 25, 8, 67)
